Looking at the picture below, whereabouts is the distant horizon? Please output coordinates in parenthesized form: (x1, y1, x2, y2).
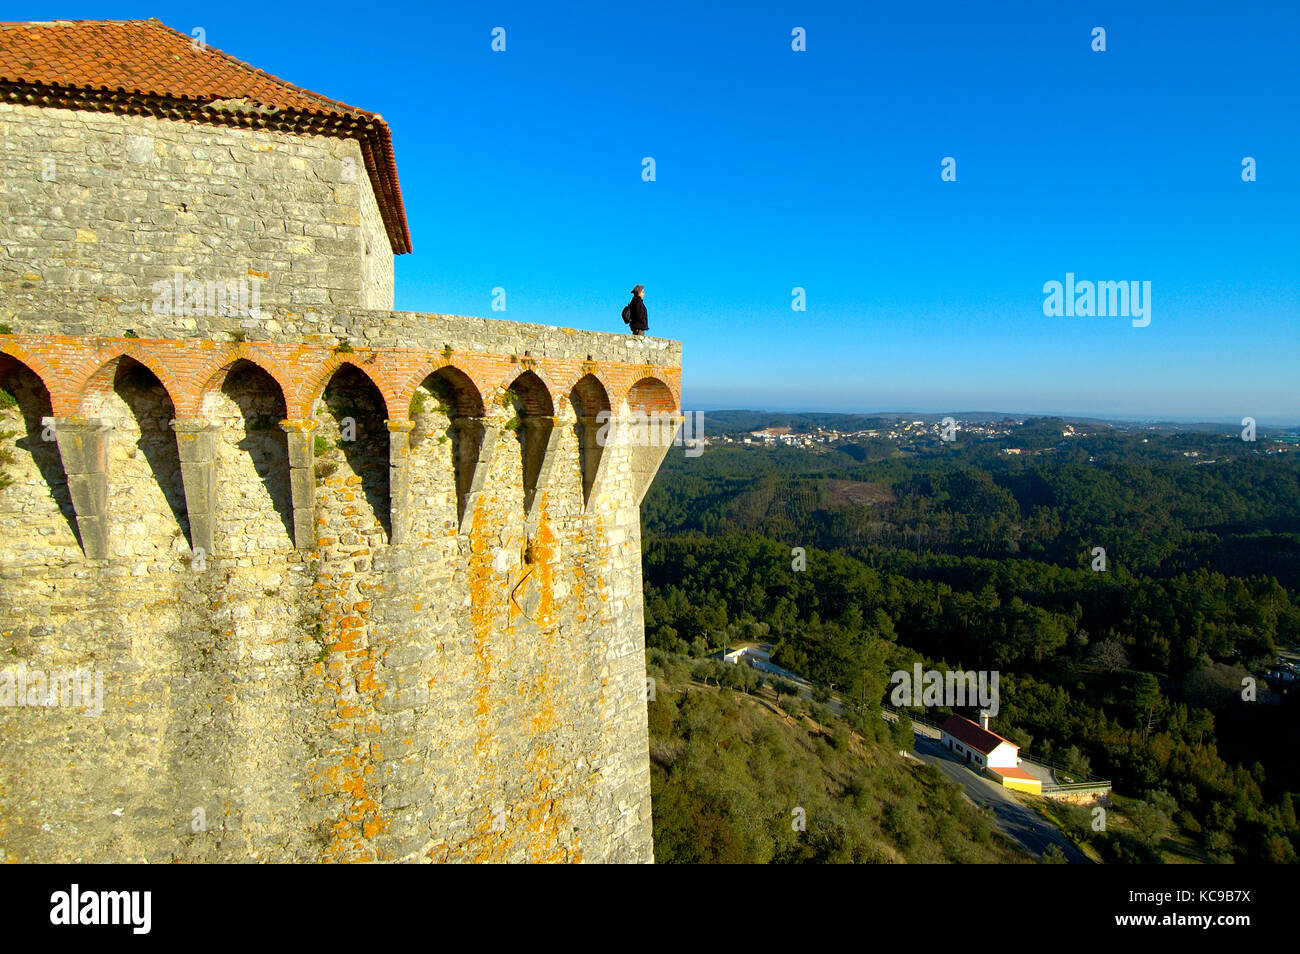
(682, 402, 1300, 430)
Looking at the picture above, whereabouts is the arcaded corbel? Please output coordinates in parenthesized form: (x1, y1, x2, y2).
(46, 416, 114, 560)
(452, 416, 499, 532)
(522, 416, 565, 534)
(386, 419, 415, 545)
(171, 418, 221, 559)
(280, 418, 319, 549)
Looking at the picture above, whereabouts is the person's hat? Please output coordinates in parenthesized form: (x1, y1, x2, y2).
(632, 284, 645, 295)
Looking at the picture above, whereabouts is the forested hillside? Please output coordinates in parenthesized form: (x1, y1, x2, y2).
(641, 417, 1300, 863)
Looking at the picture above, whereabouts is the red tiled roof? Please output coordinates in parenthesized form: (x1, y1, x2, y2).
(0, 18, 411, 254)
(941, 715, 1016, 755)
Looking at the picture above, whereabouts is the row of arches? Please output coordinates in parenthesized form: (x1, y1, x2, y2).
(0, 349, 679, 563)
(0, 339, 679, 423)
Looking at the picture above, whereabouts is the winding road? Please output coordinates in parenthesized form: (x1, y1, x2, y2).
(909, 732, 1089, 863)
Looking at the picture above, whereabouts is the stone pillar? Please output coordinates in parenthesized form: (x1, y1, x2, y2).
(521, 416, 565, 530)
(575, 414, 610, 511)
(280, 418, 318, 549)
(386, 419, 415, 545)
(46, 416, 113, 560)
(171, 419, 219, 559)
(452, 416, 499, 531)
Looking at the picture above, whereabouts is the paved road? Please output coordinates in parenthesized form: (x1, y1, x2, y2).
(910, 734, 1089, 863)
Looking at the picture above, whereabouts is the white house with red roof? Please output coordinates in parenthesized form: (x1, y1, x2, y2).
(940, 714, 1042, 793)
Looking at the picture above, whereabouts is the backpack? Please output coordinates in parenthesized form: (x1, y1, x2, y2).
(621, 303, 632, 324)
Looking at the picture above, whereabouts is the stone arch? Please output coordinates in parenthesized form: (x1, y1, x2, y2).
(75, 344, 186, 420)
(397, 359, 487, 422)
(554, 366, 614, 414)
(626, 376, 677, 415)
(96, 356, 191, 556)
(0, 342, 68, 415)
(315, 363, 391, 545)
(621, 376, 681, 508)
(408, 365, 488, 537)
(410, 364, 485, 419)
(196, 347, 294, 421)
(209, 359, 294, 552)
(0, 353, 80, 560)
(303, 355, 392, 421)
(568, 373, 610, 420)
(504, 369, 554, 417)
(505, 369, 557, 517)
(569, 373, 611, 509)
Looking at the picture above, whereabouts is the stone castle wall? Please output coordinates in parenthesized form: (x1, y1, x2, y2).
(0, 97, 679, 862)
(0, 298, 679, 862)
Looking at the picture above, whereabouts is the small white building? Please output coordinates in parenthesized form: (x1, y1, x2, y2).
(722, 645, 770, 666)
(940, 714, 1019, 769)
(940, 714, 1043, 792)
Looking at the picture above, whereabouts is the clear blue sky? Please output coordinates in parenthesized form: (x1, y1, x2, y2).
(34, 1, 1300, 422)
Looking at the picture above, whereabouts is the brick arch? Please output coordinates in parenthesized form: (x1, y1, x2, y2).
(195, 346, 294, 417)
(504, 368, 555, 417)
(625, 375, 678, 415)
(396, 357, 487, 419)
(302, 355, 393, 420)
(569, 372, 611, 419)
(314, 361, 393, 543)
(555, 367, 615, 415)
(72, 343, 187, 417)
(0, 342, 69, 415)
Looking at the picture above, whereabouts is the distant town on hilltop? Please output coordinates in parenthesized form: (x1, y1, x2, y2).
(691, 410, 1300, 457)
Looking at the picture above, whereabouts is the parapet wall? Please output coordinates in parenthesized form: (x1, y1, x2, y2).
(0, 290, 680, 863)
(0, 283, 681, 365)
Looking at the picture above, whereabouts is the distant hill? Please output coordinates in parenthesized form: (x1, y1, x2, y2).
(694, 409, 1297, 437)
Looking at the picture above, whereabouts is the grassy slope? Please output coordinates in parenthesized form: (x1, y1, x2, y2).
(647, 653, 1028, 864)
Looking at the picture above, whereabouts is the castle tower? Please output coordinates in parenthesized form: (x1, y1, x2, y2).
(0, 19, 679, 863)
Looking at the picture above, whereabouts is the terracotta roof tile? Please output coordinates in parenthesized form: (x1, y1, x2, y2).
(0, 18, 411, 253)
(941, 715, 1015, 755)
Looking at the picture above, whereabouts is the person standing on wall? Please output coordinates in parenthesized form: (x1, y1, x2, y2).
(622, 284, 648, 336)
